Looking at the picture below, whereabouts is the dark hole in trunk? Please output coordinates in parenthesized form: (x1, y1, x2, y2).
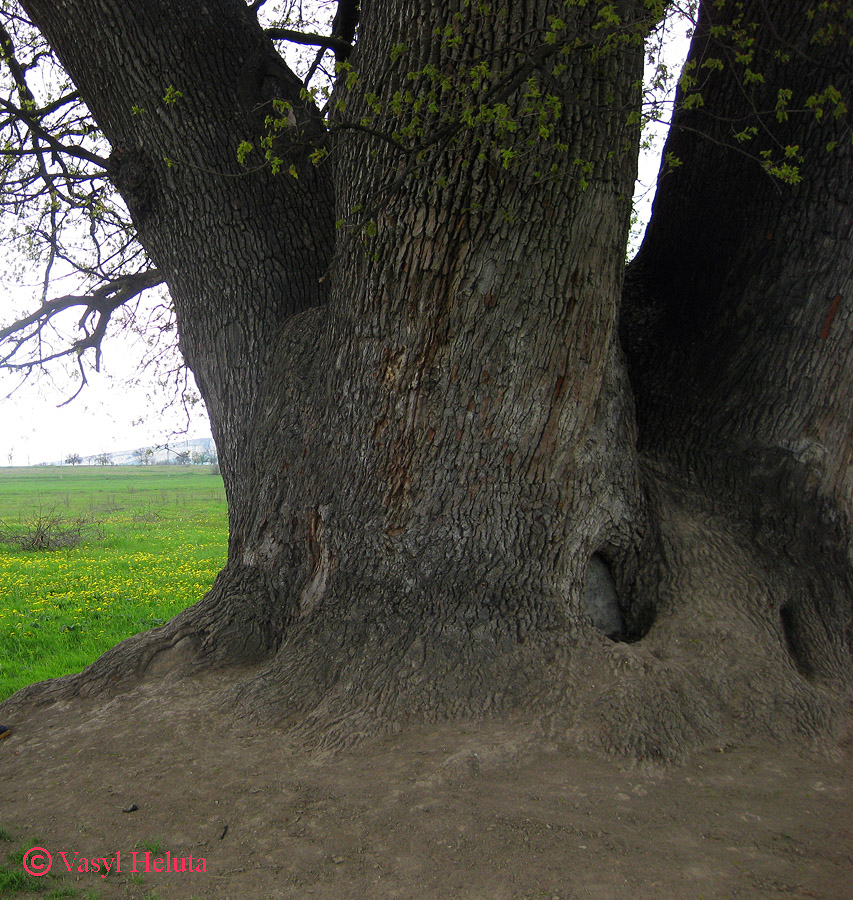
(581, 553, 656, 643)
(780, 604, 813, 678)
(581, 554, 627, 642)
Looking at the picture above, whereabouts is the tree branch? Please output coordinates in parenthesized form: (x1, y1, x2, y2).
(265, 27, 352, 59)
(0, 269, 164, 373)
(0, 19, 37, 107)
(0, 95, 107, 167)
(0, 18, 103, 167)
(331, 0, 359, 61)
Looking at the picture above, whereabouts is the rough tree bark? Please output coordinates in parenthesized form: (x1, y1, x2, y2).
(3, 0, 851, 760)
(618, 0, 853, 754)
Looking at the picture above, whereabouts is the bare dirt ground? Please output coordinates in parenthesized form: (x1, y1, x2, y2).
(1, 672, 851, 900)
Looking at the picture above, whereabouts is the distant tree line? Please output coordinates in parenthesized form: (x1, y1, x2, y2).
(57, 446, 217, 466)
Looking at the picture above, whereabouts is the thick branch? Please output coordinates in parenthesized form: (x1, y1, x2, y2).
(622, 0, 853, 517)
(264, 26, 352, 58)
(331, 0, 359, 61)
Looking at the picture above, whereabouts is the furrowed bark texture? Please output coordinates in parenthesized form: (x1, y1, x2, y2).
(626, 1, 853, 522)
(5, 0, 852, 760)
(224, 0, 650, 741)
(619, 0, 853, 752)
(20, 0, 336, 662)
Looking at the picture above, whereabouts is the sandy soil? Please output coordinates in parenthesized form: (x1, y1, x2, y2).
(1, 673, 851, 900)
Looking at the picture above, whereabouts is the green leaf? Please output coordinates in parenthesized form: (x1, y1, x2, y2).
(236, 140, 253, 165)
(162, 84, 183, 105)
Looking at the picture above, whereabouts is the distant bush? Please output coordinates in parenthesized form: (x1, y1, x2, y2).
(0, 508, 104, 551)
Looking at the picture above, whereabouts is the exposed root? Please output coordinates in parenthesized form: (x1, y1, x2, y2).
(2, 466, 850, 766)
(214, 463, 853, 763)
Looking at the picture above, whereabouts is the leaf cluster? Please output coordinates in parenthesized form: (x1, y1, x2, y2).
(668, 0, 852, 184)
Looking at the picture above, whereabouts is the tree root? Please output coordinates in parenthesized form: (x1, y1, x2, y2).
(2, 468, 850, 765)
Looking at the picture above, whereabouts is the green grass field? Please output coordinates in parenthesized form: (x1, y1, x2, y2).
(0, 465, 228, 702)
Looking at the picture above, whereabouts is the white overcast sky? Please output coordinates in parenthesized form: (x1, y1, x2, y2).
(0, 12, 692, 466)
(1, 360, 209, 465)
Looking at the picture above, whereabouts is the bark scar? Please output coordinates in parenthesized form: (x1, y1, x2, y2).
(820, 293, 842, 341)
(298, 506, 334, 617)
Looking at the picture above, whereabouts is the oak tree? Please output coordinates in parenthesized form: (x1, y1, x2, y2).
(1, 0, 851, 760)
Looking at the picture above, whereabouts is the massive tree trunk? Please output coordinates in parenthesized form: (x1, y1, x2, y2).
(221, 0, 647, 742)
(619, 0, 853, 750)
(5, 0, 851, 760)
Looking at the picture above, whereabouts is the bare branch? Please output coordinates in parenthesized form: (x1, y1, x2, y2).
(265, 27, 352, 59)
(0, 95, 107, 167)
(0, 18, 36, 107)
(0, 269, 164, 372)
(303, 42, 329, 86)
(0, 19, 102, 174)
(58, 355, 89, 406)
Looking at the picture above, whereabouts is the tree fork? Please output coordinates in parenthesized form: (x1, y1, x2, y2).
(3, 0, 851, 760)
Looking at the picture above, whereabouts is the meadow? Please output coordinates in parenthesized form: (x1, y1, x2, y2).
(0, 465, 227, 702)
